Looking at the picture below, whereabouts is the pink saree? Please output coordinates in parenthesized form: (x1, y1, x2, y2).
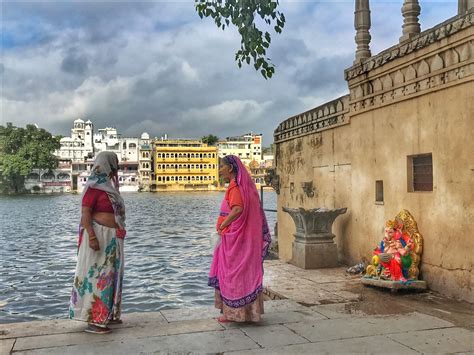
(209, 156, 271, 317)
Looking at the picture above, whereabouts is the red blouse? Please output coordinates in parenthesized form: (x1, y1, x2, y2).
(82, 188, 114, 213)
(216, 180, 243, 232)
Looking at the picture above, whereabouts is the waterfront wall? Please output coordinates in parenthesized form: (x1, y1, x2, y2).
(275, 12, 474, 302)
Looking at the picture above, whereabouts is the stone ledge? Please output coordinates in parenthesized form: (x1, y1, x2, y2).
(263, 286, 286, 300)
(361, 277, 427, 290)
(274, 95, 349, 144)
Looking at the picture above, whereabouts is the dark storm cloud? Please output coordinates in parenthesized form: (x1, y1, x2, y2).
(1, 1, 458, 146)
(295, 54, 353, 94)
(61, 48, 89, 75)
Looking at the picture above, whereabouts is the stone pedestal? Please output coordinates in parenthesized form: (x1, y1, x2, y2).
(292, 241, 338, 269)
(283, 207, 347, 269)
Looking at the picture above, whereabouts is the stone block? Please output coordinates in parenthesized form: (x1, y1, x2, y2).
(0, 319, 84, 340)
(285, 312, 454, 342)
(0, 312, 168, 340)
(221, 310, 326, 329)
(13, 319, 222, 352)
(240, 324, 308, 348)
(15, 329, 260, 354)
(0, 339, 15, 355)
(388, 327, 474, 353)
(225, 335, 419, 354)
(263, 300, 309, 313)
(161, 305, 220, 322)
(291, 241, 339, 269)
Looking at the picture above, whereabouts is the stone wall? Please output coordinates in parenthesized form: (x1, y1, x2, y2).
(275, 12, 473, 302)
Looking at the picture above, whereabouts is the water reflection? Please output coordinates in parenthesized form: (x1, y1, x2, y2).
(0, 191, 277, 323)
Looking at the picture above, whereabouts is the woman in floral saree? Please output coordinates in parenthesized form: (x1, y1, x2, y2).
(209, 155, 271, 322)
(69, 151, 127, 334)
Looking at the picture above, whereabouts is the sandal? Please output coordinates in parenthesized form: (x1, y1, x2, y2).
(84, 325, 112, 334)
(108, 319, 123, 325)
(217, 316, 234, 323)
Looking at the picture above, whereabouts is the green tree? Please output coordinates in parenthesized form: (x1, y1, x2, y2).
(201, 134, 219, 146)
(0, 123, 61, 193)
(262, 143, 275, 154)
(195, 0, 285, 79)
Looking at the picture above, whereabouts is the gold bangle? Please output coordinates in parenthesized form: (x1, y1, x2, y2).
(88, 234, 97, 240)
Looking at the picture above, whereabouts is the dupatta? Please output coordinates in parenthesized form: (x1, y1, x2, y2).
(81, 151, 126, 233)
(209, 155, 271, 307)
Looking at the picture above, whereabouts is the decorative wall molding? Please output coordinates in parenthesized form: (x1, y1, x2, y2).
(344, 10, 473, 81)
(274, 96, 350, 144)
(274, 10, 472, 147)
(348, 40, 473, 114)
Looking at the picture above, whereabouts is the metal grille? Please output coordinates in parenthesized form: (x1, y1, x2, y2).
(412, 154, 433, 191)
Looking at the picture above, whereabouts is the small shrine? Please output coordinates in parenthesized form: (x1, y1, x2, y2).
(362, 209, 427, 292)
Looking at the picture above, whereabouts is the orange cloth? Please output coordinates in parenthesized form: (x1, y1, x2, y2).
(216, 180, 243, 233)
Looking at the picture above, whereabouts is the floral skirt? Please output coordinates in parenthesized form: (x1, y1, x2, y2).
(69, 223, 124, 326)
(215, 290, 264, 322)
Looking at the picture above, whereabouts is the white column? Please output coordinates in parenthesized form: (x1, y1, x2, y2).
(354, 0, 372, 64)
(400, 0, 421, 43)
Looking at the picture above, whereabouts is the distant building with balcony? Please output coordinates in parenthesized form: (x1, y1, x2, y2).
(56, 118, 94, 162)
(93, 127, 121, 158)
(217, 133, 263, 166)
(138, 133, 152, 191)
(44, 118, 93, 192)
(51, 119, 149, 192)
(153, 138, 219, 191)
(24, 165, 73, 193)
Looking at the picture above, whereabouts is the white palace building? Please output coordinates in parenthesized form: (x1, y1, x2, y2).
(25, 119, 151, 193)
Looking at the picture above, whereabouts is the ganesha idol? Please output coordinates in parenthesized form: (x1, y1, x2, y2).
(365, 210, 423, 282)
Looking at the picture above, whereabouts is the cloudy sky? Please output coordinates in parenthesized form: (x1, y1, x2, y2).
(1, 0, 457, 146)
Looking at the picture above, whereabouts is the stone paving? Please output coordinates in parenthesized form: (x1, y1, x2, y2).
(1, 260, 473, 354)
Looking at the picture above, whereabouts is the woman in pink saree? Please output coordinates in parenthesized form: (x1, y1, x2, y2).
(209, 155, 271, 322)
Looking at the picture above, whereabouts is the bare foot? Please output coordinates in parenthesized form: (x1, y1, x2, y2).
(217, 315, 234, 323)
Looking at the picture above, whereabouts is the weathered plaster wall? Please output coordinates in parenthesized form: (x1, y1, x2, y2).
(276, 126, 354, 263)
(275, 14, 473, 302)
(348, 82, 473, 302)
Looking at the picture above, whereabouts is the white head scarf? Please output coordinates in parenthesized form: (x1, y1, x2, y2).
(82, 151, 126, 229)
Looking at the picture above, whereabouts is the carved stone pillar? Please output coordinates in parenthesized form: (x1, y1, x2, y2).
(283, 207, 347, 269)
(400, 0, 421, 43)
(458, 0, 474, 14)
(354, 0, 372, 64)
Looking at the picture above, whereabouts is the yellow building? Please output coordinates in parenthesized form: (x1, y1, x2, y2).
(153, 139, 219, 191)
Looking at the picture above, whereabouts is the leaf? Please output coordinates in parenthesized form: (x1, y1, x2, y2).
(265, 32, 271, 43)
(195, 0, 284, 79)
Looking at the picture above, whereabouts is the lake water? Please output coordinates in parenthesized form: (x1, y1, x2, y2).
(0, 191, 277, 323)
